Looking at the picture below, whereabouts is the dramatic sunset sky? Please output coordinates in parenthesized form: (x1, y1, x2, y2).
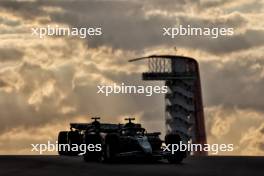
(0, 0, 263, 155)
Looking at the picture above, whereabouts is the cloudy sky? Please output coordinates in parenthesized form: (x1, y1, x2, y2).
(0, 0, 263, 155)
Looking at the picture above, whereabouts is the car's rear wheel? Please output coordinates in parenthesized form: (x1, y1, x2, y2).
(83, 134, 102, 162)
(165, 134, 186, 164)
(102, 135, 119, 163)
(67, 131, 81, 156)
(58, 131, 69, 155)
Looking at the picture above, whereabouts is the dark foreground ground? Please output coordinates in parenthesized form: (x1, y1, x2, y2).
(0, 156, 263, 176)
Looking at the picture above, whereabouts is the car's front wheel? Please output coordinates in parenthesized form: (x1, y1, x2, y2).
(165, 134, 186, 164)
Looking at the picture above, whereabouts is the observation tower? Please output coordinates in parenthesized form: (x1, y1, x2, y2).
(129, 55, 207, 156)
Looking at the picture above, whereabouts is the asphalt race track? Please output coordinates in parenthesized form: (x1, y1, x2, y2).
(0, 156, 263, 176)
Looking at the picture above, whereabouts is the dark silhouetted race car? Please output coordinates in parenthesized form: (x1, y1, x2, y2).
(58, 117, 186, 164)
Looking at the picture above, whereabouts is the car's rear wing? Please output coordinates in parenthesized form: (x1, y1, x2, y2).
(70, 123, 142, 133)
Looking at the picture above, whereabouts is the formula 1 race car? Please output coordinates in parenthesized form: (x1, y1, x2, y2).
(58, 117, 186, 164)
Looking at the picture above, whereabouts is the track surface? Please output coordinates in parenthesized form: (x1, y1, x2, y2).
(0, 156, 263, 176)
